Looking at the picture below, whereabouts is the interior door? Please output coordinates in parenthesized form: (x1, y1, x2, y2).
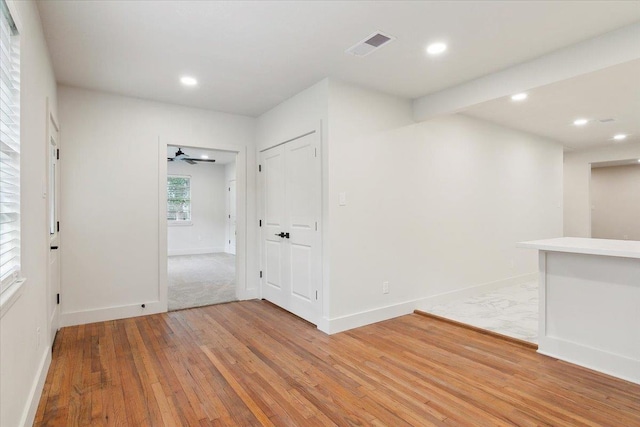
(261, 145, 287, 308)
(228, 179, 237, 254)
(47, 114, 60, 345)
(283, 135, 321, 321)
(260, 131, 321, 324)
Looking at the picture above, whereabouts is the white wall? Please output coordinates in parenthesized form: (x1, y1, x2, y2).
(255, 78, 563, 333)
(256, 79, 328, 151)
(564, 143, 640, 237)
(58, 86, 256, 325)
(591, 164, 640, 240)
(0, 1, 58, 426)
(167, 162, 227, 255)
(326, 80, 563, 330)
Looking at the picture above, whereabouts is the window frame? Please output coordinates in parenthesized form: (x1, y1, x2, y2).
(167, 174, 193, 226)
(0, 0, 22, 299)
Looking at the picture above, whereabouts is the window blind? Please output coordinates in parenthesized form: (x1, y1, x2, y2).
(0, 0, 20, 294)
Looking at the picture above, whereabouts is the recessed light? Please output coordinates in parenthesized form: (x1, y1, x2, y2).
(201, 155, 209, 159)
(426, 42, 447, 55)
(511, 93, 528, 101)
(613, 134, 627, 141)
(637, 159, 640, 163)
(180, 76, 198, 86)
(573, 119, 588, 126)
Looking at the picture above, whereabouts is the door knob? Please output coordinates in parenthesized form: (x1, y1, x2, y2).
(284, 232, 290, 239)
(275, 232, 285, 238)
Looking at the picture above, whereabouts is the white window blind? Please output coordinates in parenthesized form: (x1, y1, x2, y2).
(0, 0, 20, 294)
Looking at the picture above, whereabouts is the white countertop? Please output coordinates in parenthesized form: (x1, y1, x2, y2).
(518, 237, 640, 259)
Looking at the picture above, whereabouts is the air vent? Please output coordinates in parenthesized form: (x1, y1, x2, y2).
(346, 31, 395, 57)
(599, 118, 615, 123)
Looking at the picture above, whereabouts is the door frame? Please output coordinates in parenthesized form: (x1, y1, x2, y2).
(46, 99, 60, 345)
(258, 126, 323, 325)
(158, 140, 247, 311)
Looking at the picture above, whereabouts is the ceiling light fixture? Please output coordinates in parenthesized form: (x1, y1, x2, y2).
(511, 93, 528, 101)
(180, 76, 198, 86)
(613, 134, 627, 141)
(201, 155, 209, 159)
(573, 119, 588, 126)
(426, 42, 447, 55)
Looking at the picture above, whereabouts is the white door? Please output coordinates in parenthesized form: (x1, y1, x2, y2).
(47, 114, 61, 344)
(260, 131, 321, 324)
(228, 179, 236, 254)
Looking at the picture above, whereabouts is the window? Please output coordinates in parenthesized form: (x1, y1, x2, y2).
(167, 175, 191, 222)
(0, 0, 20, 294)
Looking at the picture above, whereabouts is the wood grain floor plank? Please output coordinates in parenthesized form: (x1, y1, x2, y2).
(35, 300, 640, 427)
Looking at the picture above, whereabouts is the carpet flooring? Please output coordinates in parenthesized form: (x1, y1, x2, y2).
(168, 253, 236, 311)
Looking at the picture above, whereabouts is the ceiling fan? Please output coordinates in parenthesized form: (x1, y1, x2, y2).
(167, 148, 216, 165)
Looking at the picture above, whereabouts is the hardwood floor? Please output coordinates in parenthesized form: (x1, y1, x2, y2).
(35, 300, 640, 426)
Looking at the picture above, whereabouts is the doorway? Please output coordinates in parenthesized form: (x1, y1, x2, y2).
(165, 146, 238, 311)
(590, 160, 640, 240)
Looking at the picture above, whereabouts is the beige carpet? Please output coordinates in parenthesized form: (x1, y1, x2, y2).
(168, 253, 236, 311)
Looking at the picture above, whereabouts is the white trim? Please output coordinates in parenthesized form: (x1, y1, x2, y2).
(320, 273, 538, 335)
(0, 277, 25, 318)
(59, 300, 165, 327)
(319, 298, 422, 335)
(20, 346, 51, 427)
(167, 221, 193, 227)
(538, 337, 640, 385)
(168, 247, 226, 256)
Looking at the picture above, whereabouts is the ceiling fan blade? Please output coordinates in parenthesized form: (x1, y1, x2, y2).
(192, 159, 216, 162)
(184, 159, 197, 165)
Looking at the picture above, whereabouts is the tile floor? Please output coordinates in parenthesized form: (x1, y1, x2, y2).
(427, 281, 539, 343)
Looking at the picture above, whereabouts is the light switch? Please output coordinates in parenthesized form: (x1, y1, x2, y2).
(339, 192, 347, 206)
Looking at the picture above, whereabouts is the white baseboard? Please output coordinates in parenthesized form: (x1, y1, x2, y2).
(321, 298, 425, 335)
(415, 272, 538, 311)
(238, 288, 259, 301)
(20, 346, 51, 427)
(538, 336, 640, 385)
(320, 273, 537, 335)
(59, 300, 165, 327)
(168, 247, 225, 256)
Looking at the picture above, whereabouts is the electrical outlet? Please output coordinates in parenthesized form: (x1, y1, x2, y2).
(382, 281, 389, 294)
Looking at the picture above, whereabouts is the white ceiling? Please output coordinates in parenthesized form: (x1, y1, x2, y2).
(464, 59, 640, 150)
(167, 146, 237, 165)
(37, 1, 640, 117)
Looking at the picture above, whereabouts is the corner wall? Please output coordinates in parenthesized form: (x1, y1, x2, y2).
(564, 143, 640, 237)
(58, 86, 256, 326)
(326, 81, 563, 331)
(0, 1, 58, 426)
